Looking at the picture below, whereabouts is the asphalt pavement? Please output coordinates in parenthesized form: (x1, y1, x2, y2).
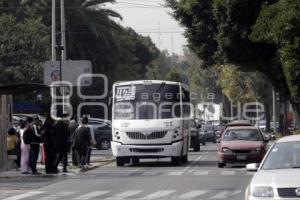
(0, 144, 253, 200)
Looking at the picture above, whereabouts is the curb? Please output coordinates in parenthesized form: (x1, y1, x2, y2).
(0, 159, 114, 180)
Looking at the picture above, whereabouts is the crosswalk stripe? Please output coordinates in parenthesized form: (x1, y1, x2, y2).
(142, 171, 159, 176)
(105, 190, 142, 200)
(2, 191, 45, 200)
(74, 191, 110, 200)
(39, 191, 77, 200)
(209, 190, 241, 199)
(140, 190, 175, 199)
(194, 171, 209, 176)
(179, 190, 208, 199)
(221, 171, 236, 175)
(167, 171, 184, 176)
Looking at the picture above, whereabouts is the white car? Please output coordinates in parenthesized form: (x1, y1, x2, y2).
(245, 135, 300, 200)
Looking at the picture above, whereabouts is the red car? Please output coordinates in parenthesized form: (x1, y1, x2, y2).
(217, 126, 267, 168)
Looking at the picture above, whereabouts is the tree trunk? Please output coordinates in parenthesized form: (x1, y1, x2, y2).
(264, 102, 271, 132)
(290, 101, 300, 129)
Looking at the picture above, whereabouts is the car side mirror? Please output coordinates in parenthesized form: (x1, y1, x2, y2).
(246, 163, 259, 172)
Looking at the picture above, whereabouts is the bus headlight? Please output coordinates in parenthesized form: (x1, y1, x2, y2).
(114, 128, 122, 140)
(172, 128, 180, 140)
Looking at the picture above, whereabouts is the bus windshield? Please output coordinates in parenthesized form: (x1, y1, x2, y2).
(114, 83, 182, 120)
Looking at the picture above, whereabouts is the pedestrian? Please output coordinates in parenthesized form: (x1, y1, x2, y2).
(53, 116, 69, 173)
(19, 121, 30, 174)
(68, 116, 79, 166)
(23, 117, 43, 175)
(7, 127, 20, 168)
(73, 117, 91, 171)
(86, 124, 96, 166)
(40, 115, 57, 174)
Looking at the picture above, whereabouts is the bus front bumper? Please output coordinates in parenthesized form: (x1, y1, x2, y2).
(111, 141, 183, 158)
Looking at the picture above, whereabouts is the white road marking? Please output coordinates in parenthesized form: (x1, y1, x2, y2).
(179, 190, 208, 199)
(74, 191, 110, 200)
(105, 190, 142, 200)
(221, 171, 236, 175)
(194, 170, 209, 176)
(140, 190, 175, 199)
(2, 191, 45, 200)
(167, 171, 184, 176)
(39, 191, 77, 200)
(141, 171, 159, 176)
(183, 155, 202, 172)
(209, 190, 241, 199)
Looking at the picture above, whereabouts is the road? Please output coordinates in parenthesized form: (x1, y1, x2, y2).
(1, 143, 253, 200)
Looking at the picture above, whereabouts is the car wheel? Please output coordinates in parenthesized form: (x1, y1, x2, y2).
(218, 162, 226, 168)
(99, 139, 111, 150)
(116, 157, 125, 167)
(182, 155, 188, 163)
(202, 142, 206, 146)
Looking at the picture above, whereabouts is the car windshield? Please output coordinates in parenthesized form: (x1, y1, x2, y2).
(223, 129, 263, 141)
(202, 125, 213, 131)
(261, 142, 300, 170)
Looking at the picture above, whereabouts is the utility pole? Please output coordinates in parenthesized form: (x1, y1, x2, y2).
(52, 0, 56, 61)
(61, 0, 66, 61)
(272, 88, 277, 133)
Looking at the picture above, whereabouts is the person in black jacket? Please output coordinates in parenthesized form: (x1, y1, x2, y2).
(53, 117, 69, 173)
(73, 117, 91, 171)
(41, 116, 57, 174)
(25, 117, 43, 175)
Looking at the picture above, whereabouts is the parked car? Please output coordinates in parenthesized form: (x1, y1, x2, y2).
(88, 118, 112, 150)
(218, 126, 267, 168)
(245, 135, 300, 200)
(190, 120, 201, 151)
(200, 125, 216, 143)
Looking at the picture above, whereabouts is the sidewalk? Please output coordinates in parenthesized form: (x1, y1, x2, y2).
(0, 154, 114, 180)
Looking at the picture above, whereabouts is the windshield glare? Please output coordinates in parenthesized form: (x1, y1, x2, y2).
(261, 142, 300, 170)
(114, 83, 182, 120)
(223, 129, 263, 141)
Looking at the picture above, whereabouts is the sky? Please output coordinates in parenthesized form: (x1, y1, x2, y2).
(105, 0, 187, 55)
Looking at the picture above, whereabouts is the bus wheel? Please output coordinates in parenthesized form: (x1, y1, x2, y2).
(171, 156, 182, 166)
(116, 157, 125, 167)
(132, 158, 139, 164)
(182, 155, 188, 163)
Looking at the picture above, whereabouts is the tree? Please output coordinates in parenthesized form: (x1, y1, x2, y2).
(167, 0, 300, 128)
(165, 68, 182, 82)
(0, 14, 50, 84)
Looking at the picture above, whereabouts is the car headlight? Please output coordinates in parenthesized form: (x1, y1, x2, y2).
(252, 147, 264, 153)
(252, 187, 274, 197)
(222, 147, 232, 153)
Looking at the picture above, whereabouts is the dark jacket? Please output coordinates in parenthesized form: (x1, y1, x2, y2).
(73, 126, 91, 152)
(53, 120, 69, 151)
(23, 124, 42, 145)
(41, 119, 55, 146)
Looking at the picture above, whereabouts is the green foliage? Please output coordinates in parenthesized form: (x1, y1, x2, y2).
(165, 68, 182, 82)
(0, 14, 50, 84)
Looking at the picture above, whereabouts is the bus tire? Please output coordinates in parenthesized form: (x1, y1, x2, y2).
(171, 156, 182, 166)
(116, 157, 125, 167)
(132, 157, 139, 164)
(182, 155, 188, 163)
(193, 144, 200, 152)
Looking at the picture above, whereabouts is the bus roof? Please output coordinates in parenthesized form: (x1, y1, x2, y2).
(113, 80, 189, 88)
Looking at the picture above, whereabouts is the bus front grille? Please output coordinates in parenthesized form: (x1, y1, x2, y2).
(126, 131, 167, 140)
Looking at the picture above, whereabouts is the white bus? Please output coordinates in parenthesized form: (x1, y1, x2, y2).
(111, 80, 191, 166)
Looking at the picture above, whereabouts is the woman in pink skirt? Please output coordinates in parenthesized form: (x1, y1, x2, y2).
(20, 121, 30, 174)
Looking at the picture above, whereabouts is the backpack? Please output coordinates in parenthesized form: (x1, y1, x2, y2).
(23, 127, 32, 145)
